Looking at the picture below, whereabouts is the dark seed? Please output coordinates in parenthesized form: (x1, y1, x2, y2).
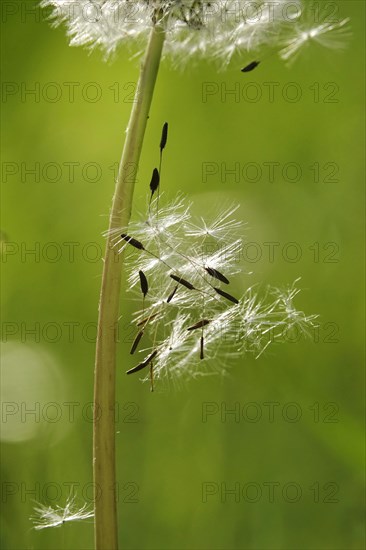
(167, 285, 178, 303)
(214, 287, 239, 304)
(200, 336, 204, 360)
(139, 270, 148, 297)
(126, 361, 148, 375)
(205, 266, 230, 285)
(241, 60, 260, 73)
(150, 364, 154, 393)
(130, 330, 144, 355)
(143, 350, 158, 365)
(149, 168, 160, 196)
(170, 274, 195, 290)
(187, 319, 211, 331)
(160, 122, 168, 152)
(120, 233, 145, 250)
(126, 350, 158, 375)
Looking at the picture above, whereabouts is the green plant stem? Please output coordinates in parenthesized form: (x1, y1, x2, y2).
(93, 25, 165, 550)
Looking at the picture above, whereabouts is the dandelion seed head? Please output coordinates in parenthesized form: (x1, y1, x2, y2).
(41, 0, 349, 65)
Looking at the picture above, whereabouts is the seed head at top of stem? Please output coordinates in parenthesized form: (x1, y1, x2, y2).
(41, 1, 350, 66)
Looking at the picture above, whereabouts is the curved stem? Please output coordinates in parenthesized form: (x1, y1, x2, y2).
(93, 25, 165, 550)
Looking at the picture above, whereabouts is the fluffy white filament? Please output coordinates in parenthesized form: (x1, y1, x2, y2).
(107, 196, 317, 386)
(41, 0, 349, 64)
(32, 495, 94, 530)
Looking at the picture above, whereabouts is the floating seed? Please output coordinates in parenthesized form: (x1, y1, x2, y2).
(149, 168, 160, 196)
(143, 350, 158, 365)
(187, 319, 211, 331)
(126, 361, 148, 375)
(214, 287, 239, 304)
(120, 233, 145, 250)
(167, 285, 178, 303)
(160, 122, 168, 152)
(205, 266, 230, 285)
(150, 363, 154, 393)
(130, 330, 144, 355)
(126, 350, 158, 375)
(170, 274, 195, 290)
(241, 60, 260, 73)
(200, 336, 204, 360)
(139, 270, 148, 297)
(136, 312, 159, 327)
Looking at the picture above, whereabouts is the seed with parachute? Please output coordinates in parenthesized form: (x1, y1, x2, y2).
(214, 287, 239, 305)
(200, 336, 204, 360)
(187, 319, 211, 331)
(126, 350, 158, 375)
(120, 234, 145, 250)
(130, 330, 144, 355)
(170, 274, 195, 291)
(241, 60, 260, 72)
(139, 270, 148, 297)
(167, 285, 178, 303)
(160, 122, 168, 152)
(149, 168, 160, 196)
(205, 266, 230, 285)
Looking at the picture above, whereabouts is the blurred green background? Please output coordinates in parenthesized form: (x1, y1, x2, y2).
(1, 1, 365, 549)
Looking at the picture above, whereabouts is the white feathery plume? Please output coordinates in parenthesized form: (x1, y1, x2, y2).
(109, 196, 317, 387)
(41, 0, 350, 65)
(32, 494, 94, 530)
(279, 10, 351, 63)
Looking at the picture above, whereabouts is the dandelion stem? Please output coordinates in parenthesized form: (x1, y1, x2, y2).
(93, 24, 165, 550)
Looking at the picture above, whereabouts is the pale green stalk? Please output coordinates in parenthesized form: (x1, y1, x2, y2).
(93, 24, 165, 550)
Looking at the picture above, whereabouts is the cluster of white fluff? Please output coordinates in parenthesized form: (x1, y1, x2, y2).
(41, 0, 349, 64)
(32, 495, 94, 530)
(107, 195, 317, 387)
